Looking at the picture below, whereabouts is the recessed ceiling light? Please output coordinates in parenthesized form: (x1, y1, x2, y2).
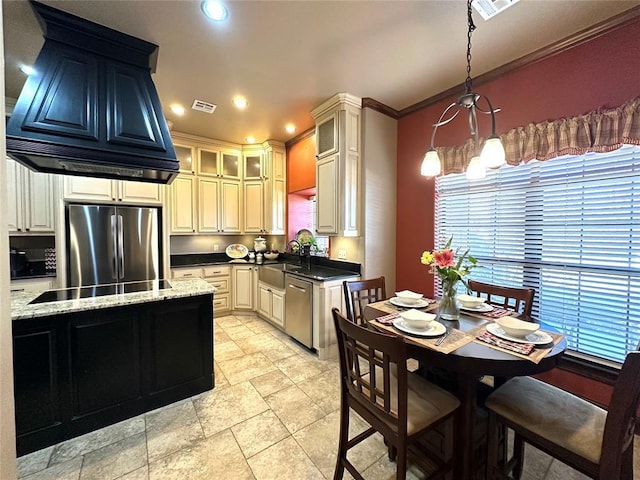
(201, 0, 228, 21)
(20, 65, 35, 75)
(285, 124, 296, 134)
(171, 104, 185, 116)
(246, 136, 256, 144)
(233, 97, 248, 109)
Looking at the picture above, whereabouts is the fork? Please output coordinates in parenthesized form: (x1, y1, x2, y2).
(435, 328, 450, 346)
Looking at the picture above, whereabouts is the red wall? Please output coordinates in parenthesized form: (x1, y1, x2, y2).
(397, 18, 640, 297)
(287, 134, 316, 193)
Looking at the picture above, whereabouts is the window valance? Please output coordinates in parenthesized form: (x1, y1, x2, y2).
(438, 96, 640, 175)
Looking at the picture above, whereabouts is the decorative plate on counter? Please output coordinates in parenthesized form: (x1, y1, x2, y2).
(296, 228, 315, 245)
(225, 244, 249, 259)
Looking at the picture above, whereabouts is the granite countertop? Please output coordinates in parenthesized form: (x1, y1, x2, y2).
(11, 278, 215, 321)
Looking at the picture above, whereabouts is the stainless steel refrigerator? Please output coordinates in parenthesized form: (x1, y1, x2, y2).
(66, 204, 161, 287)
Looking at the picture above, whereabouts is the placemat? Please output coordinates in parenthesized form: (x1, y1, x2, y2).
(469, 324, 565, 364)
(481, 307, 515, 319)
(369, 299, 437, 315)
(371, 318, 475, 354)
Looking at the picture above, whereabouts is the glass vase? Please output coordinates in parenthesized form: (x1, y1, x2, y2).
(439, 280, 460, 321)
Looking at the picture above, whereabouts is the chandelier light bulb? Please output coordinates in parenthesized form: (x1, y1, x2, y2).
(466, 156, 486, 180)
(481, 136, 506, 169)
(421, 149, 441, 177)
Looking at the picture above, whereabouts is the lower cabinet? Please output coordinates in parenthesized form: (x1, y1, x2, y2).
(232, 265, 255, 310)
(12, 294, 213, 456)
(257, 282, 285, 328)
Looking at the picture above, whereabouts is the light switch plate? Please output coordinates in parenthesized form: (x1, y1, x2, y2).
(338, 249, 347, 259)
(213, 244, 219, 251)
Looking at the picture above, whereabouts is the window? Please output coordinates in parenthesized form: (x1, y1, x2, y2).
(435, 145, 640, 365)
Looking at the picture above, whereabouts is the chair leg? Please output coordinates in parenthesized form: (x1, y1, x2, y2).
(395, 444, 407, 480)
(620, 445, 634, 480)
(512, 433, 525, 480)
(333, 398, 350, 480)
(486, 411, 500, 480)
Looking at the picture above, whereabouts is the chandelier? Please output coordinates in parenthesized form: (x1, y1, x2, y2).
(421, 0, 506, 180)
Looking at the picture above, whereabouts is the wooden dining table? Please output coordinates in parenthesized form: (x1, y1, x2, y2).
(364, 302, 567, 480)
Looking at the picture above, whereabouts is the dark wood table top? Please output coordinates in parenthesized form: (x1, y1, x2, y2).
(364, 304, 567, 378)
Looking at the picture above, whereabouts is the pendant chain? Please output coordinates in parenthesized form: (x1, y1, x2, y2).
(465, 0, 476, 94)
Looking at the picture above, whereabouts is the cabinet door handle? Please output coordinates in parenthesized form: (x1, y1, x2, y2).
(212, 270, 221, 274)
(183, 273, 193, 277)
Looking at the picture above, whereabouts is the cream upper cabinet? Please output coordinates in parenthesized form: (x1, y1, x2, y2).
(170, 175, 197, 233)
(63, 176, 162, 204)
(175, 144, 196, 174)
(198, 148, 241, 179)
(7, 159, 56, 234)
(197, 177, 242, 234)
(243, 181, 264, 233)
(220, 180, 242, 233)
(311, 94, 361, 237)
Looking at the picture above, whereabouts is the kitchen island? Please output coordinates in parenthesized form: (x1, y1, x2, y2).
(11, 278, 215, 456)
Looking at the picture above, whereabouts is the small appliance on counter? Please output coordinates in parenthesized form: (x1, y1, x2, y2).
(10, 249, 31, 278)
(254, 236, 267, 253)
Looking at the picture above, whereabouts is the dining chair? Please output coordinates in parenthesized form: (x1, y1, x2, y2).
(331, 307, 460, 480)
(467, 279, 535, 317)
(485, 347, 640, 480)
(343, 277, 387, 326)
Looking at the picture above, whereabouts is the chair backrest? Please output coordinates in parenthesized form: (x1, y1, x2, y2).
(343, 277, 387, 325)
(332, 307, 408, 438)
(599, 348, 640, 476)
(467, 279, 535, 317)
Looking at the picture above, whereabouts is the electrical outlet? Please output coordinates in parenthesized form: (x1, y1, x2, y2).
(338, 249, 347, 260)
(213, 244, 219, 252)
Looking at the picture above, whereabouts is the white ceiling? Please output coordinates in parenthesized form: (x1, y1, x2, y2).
(3, 0, 638, 145)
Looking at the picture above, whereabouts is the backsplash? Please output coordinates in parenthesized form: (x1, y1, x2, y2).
(169, 234, 286, 255)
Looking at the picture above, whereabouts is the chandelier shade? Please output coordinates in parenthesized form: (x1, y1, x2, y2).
(421, 0, 505, 178)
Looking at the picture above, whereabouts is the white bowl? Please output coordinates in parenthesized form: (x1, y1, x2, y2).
(399, 309, 436, 330)
(395, 290, 423, 305)
(457, 294, 485, 308)
(264, 252, 279, 260)
(496, 316, 540, 338)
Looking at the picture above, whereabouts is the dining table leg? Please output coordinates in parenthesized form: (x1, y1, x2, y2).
(455, 372, 480, 480)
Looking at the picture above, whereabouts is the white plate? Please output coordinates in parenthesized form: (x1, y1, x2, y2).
(389, 297, 430, 309)
(226, 244, 248, 259)
(460, 303, 494, 313)
(486, 323, 554, 345)
(393, 318, 446, 337)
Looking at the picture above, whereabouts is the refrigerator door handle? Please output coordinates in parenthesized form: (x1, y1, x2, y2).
(117, 215, 125, 280)
(110, 215, 118, 280)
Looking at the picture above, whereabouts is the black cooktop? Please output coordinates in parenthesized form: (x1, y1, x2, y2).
(29, 280, 172, 305)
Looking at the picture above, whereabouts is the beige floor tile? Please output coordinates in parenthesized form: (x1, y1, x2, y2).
(243, 319, 277, 334)
(266, 385, 326, 434)
(235, 333, 298, 361)
(17, 446, 53, 478)
(223, 324, 258, 342)
(217, 352, 278, 385)
(231, 410, 290, 458)
(214, 340, 246, 362)
(118, 465, 149, 480)
(145, 400, 204, 463)
(248, 436, 323, 480)
(215, 316, 244, 329)
(214, 330, 232, 344)
(544, 460, 590, 479)
(274, 354, 327, 384)
(21, 457, 83, 480)
(359, 454, 424, 480)
(293, 410, 387, 479)
(213, 362, 230, 389)
(79, 432, 147, 480)
(250, 369, 294, 398)
(50, 416, 145, 465)
(148, 429, 254, 480)
(193, 381, 269, 437)
(297, 367, 341, 414)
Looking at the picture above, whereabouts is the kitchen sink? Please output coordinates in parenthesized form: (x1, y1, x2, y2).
(259, 263, 304, 289)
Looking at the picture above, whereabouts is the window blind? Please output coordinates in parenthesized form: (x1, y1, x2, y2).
(435, 145, 640, 364)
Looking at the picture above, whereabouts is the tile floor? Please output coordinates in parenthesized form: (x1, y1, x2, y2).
(16, 313, 640, 480)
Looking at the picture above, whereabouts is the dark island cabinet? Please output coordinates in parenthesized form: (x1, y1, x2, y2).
(13, 294, 213, 456)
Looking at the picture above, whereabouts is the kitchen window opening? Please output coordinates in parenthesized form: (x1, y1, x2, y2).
(435, 144, 640, 365)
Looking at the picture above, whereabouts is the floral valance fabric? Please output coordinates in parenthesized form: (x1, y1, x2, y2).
(438, 96, 640, 175)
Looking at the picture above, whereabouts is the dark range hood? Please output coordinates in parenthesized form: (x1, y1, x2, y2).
(6, 1, 179, 184)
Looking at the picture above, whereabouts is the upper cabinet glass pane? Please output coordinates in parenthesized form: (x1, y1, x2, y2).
(199, 149, 219, 175)
(222, 153, 240, 178)
(317, 116, 336, 157)
(244, 155, 262, 179)
(174, 145, 194, 172)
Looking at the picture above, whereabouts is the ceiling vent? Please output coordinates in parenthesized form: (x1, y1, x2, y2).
(472, 0, 520, 20)
(192, 99, 217, 114)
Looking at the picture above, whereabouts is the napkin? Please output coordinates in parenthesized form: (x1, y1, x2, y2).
(374, 313, 400, 325)
(482, 307, 515, 319)
(476, 331, 535, 355)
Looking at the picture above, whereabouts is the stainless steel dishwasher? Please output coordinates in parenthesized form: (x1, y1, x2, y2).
(284, 274, 313, 348)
